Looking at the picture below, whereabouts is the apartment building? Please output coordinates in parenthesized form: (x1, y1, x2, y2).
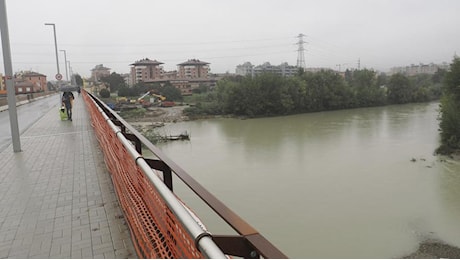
(128, 58, 214, 95)
(236, 61, 299, 77)
(389, 62, 449, 76)
(177, 59, 210, 79)
(91, 64, 111, 82)
(129, 58, 164, 86)
(236, 62, 254, 76)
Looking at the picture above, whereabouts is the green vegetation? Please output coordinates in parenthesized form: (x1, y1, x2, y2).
(74, 74, 83, 86)
(99, 88, 110, 98)
(184, 69, 443, 118)
(119, 108, 146, 119)
(100, 72, 127, 93)
(437, 57, 460, 154)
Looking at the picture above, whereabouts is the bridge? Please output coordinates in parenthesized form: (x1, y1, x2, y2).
(0, 90, 286, 258)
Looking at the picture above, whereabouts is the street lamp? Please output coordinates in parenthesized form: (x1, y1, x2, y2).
(44, 23, 60, 79)
(0, 0, 21, 152)
(60, 49, 68, 81)
(68, 60, 73, 84)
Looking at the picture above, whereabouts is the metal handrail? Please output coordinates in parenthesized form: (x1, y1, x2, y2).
(90, 96, 226, 258)
(87, 92, 287, 259)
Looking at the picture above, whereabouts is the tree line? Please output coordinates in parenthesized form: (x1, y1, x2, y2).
(185, 68, 444, 117)
(437, 57, 460, 154)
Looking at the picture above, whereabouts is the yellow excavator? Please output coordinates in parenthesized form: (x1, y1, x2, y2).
(138, 91, 166, 107)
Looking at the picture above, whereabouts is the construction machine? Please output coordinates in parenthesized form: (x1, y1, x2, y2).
(138, 91, 166, 107)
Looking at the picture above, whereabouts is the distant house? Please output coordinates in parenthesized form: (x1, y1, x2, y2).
(13, 71, 47, 94)
(15, 80, 36, 94)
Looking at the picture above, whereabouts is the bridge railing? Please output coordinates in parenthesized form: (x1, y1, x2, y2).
(83, 90, 287, 259)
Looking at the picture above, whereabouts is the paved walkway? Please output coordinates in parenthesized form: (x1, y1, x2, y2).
(0, 94, 136, 258)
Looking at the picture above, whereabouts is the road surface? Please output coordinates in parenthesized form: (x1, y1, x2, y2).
(0, 94, 60, 151)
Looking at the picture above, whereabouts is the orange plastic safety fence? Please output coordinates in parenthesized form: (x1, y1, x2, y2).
(83, 92, 203, 259)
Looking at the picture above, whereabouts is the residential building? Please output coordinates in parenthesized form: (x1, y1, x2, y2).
(14, 71, 47, 93)
(120, 73, 132, 87)
(15, 80, 36, 94)
(173, 59, 213, 95)
(279, 62, 300, 77)
(130, 58, 164, 85)
(389, 62, 449, 76)
(20, 71, 47, 91)
(236, 62, 299, 77)
(91, 64, 111, 82)
(177, 59, 210, 79)
(235, 62, 254, 76)
(127, 58, 215, 95)
(305, 67, 332, 73)
(254, 62, 279, 75)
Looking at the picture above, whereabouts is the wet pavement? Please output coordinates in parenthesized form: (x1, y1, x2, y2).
(0, 94, 136, 258)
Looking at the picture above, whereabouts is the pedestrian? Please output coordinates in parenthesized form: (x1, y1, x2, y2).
(62, 91, 75, 121)
(77, 86, 81, 96)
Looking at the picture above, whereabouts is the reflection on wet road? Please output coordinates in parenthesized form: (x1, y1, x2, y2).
(0, 94, 59, 151)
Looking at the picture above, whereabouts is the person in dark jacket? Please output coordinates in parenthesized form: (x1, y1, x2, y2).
(62, 91, 75, 121)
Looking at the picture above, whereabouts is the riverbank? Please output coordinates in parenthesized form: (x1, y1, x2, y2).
(123, 105, 189, 124)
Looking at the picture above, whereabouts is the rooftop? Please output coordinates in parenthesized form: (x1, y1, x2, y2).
(20, 71, 47, 77)
(177, 59, 210, 66)
(91, 64, 111, 71)
(130, 58, 164, 66)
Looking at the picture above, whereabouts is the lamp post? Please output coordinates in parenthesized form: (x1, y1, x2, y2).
(60, 49, 68, 81)
(44, 23, 60, 79)
(68, 60, 74, 85)
(0, 0, 21, 152)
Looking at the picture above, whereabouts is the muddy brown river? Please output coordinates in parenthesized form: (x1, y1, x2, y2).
(153, 102, 460, 258)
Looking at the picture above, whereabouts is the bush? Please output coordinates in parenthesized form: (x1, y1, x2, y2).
(99, 88, 110, 98)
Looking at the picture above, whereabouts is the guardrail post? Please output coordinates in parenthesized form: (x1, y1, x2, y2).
(145, 159, 173, 191)
(125, 133, 142, 154)
(212, 235, 260, 258)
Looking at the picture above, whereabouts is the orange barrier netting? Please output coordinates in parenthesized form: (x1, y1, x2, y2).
(83, 92, 203, 259)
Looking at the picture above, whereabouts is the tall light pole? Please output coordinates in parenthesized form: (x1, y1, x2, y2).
(44, 23, 61, 80)
(68, 60, 74, 84)
(60, 49, 68, 81)
(0, 0, 21, 152)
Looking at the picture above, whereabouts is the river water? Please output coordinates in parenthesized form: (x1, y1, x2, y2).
(153, 102, 460, 258)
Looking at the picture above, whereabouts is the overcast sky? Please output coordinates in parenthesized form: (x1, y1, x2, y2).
(1, 0, 459, 79)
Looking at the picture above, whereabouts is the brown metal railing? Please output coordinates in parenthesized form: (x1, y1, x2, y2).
(85, 90, 287, 259)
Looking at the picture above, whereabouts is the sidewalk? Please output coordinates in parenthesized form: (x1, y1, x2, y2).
(0, 94, 136, 258)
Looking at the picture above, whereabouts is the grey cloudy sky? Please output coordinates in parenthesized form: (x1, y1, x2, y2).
(1, 0, 459, 79)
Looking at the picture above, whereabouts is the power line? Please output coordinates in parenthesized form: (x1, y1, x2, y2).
(12, 35, 294, 48)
